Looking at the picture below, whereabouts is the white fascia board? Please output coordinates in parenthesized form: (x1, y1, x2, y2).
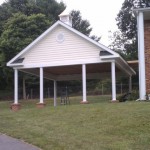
(7, 21, 61, 66)
(100, 55, 119, 60)
(116, 57, 136, 76)
(133, 7, 150, 12)
(101, 53, 136, 76)
(7, 63, 24, 67)
(13, 58, 110, 69)
(133, 7, 150, 17)
(119, 57, 136, 75)
(115, 61, 131, 76)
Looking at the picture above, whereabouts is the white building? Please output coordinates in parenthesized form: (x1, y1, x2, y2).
(7, 9, 135, 110)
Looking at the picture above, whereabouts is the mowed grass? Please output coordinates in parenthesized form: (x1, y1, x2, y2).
(0, 96, 150, 150)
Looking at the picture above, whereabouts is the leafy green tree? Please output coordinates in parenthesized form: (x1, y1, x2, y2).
(36, 0, 65, 21)
(71, 10, 101, 42)
(0, 0, 65, 34)
(71, 10, 92, 36)
(90, 35, 101, 42)
(5, 0, 65, 18)
(0, 3, 12, 35)
(0, 13, 50, 62)
(0, 13, 50, 89)
(109, 30, 138, 60)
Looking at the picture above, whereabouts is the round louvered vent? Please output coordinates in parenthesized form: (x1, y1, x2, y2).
(56, 33, 64, 43)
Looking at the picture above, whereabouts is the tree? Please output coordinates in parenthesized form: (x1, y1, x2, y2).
(36, 0, 65, 21)
(71, 10, 101, 42)
(5, 0, 65, 19)
(0, 0, 65, 34)
(0, 13, 50, 62)
(90, 35, 101, 42)
(110, 0, 150, 60)
(0, 13, 50, 89)
(71, 10, 92, 36)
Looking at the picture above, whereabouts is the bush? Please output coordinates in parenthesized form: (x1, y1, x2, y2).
(129, 90, 139, 101)
(117, 90, 139, 102)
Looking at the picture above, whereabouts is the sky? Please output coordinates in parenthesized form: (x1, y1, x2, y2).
(0, 0, 124, 46)
(57, 0, 125, 45)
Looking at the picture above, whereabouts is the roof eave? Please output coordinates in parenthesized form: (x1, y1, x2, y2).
(101, 55, 136, 76)
(118, 57, 136, 75)
(133, 7, 150, 12)
(7, 63, 24, 67)
(133, 7, 150, 17)
(100, 55, 119, 60)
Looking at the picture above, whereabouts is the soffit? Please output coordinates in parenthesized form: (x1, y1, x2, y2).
(21, 63, 121, 77)
(127, 60, 138, 71)
(144, 11, 150, 20)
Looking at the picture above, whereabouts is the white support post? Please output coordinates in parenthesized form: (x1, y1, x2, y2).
(111, 61, 116, 101)
(82, 64, 87, 102)
(129, 76, 132, 93)
(54, 80, 57, 107)
(40, 67, 44, 103)
(138, 11, 146, 100)
(137, 14, 141, 99)
(14, 69, 18, 104)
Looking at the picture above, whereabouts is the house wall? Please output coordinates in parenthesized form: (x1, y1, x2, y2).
(22, 25, 102, 66)
(144, 20, 150, 93)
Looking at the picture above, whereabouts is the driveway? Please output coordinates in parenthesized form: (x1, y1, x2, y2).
(0, 134, 41, 150)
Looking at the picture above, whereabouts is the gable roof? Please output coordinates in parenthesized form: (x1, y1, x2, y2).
(6, 20, 136, 76)
(7, 20, 119, 67)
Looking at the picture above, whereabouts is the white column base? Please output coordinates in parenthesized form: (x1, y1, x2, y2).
(111, 100, 119, 103)
(36, 103, 46, 108)
(80, 101, 89, 104)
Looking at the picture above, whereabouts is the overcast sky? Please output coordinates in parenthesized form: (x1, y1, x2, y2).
(57, 0, 125, 46)
(0, 0, 124, 46)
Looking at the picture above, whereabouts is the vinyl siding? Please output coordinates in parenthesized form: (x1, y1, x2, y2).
(22, 25, 102, 65)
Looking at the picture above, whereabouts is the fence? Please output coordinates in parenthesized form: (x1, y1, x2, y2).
(0, 83, 139, 100)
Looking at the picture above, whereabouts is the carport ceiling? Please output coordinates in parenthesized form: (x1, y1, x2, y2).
(44, 63, 120, 75)
(21, 62, 121, 77)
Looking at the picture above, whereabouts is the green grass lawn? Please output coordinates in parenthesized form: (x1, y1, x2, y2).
(0, 96, 150, 150)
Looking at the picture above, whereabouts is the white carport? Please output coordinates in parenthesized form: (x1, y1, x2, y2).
(7, 11, 135, 110)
